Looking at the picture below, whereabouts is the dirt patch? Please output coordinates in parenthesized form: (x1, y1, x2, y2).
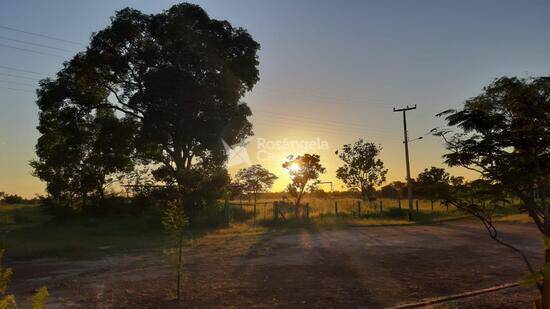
(7, 219, 542, 308)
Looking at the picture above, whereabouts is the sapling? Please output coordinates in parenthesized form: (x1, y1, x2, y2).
(162, 202, 189, 301)
(0, 249, 48, 309)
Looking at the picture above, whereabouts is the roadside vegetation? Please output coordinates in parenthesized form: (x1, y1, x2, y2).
(0, 1, 547, 307)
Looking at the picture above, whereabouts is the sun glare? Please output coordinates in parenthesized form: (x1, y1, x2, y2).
(288, 162, 301, 172)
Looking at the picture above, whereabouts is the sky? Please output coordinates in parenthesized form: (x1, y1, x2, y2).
(0, 0, 549, 197)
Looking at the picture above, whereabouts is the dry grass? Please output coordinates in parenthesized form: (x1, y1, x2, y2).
(495, 213, 532, 223)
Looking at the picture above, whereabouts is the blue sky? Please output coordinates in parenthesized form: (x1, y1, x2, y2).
(1, 0, 549, 196)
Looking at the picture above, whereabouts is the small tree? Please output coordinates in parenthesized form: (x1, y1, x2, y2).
(380, 181, 406, 200)
(335, 139, 388, 201)
(0, 249, 15, 308)
(235, 165, 278, 206)
(0, 249, 48, 308)
(434, 76, 550, 306)
(162, 202, 189, 301)
(416, 167, 450, 210)
(282, 154, 326, 215)
(1, 194, 24, 205)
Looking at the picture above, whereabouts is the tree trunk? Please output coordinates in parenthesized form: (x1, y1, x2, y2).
(253, 193, 257, 225)
(361, 188, 368, 202)
(177, 233, 183, 301)
(542, 247, 550, 308)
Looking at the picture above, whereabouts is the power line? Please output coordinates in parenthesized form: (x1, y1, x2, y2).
(254, 119, 361, 138)
(254, 115, 365, 136)
(0, 72, 39, 81)
(260, 85, 393, 107)
(252, 88, 391, 110)
(0, 35, 78, 53)
(0, 42, 67, 58)
(0, 80, 36, 87)
(253, 116, 399, 140)
(254, 109, 390, 133)
(0, 86, 35, 93)
(0, 25, 85, 46)
(253, 113, 397, 139)
(0, 65, 46, 76)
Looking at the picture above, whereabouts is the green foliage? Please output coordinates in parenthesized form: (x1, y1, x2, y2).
(162, 202, 190, 300)
(435, 76, 550, 234)
(380, 181, 406, 199)
(31, 287, 49, 309)
(335, 139, 387, 201)
(282, 154, 326, 206)
(234, 165, 278, 200)
(1, 194, 25, 205)
(415, 167, 450, 203)
(33, 3, 260, 220)
(162, 202, 189, 236)
(0, 250, 49, 309)
(0, 250, 13, 299)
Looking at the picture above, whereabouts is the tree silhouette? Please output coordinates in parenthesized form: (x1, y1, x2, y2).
(283, 154, 326, 210)
(33, 3, 260, 219)
(435, 76, 550, 305)
(235, 164, 277, 206)
(335, 139, 387, 201)
(416, 166, 450, 210)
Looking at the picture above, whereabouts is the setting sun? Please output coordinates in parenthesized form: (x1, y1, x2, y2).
(288, 162, 301, 172)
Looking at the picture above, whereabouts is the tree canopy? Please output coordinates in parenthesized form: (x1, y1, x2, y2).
(235, 164, 278, 201)
(282, 154, 326, 206)
(435, 76, 550, 233)
(33, 3, 260, 214)
(435, 76, 550, 299)
(335, 139, 387, 200)
(415, 166, 450, 204)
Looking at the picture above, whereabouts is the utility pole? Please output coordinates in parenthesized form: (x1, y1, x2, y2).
(393, 105, 417, 221)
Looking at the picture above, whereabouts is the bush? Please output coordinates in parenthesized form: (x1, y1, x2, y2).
(385, 207, 409, 218)
(83, 196, 145, 217)
(2, 194, 24, 204)
(40, 197, 78, 221)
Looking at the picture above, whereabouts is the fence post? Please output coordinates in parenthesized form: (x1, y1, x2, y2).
(416, 200, 419, 212)
(273, 202, 279, 221)
(224, 199, 230, 227)
(306, 203, 310, 220)
(379, 200, 383, 213)
(398, 199, 401, 209)
(431, 200, 434, 211)
(253, 202, 257, 226)
(334, 201, 338, 216)
(357, 201, 361, 217)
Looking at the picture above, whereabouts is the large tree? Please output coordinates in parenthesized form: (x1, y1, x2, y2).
(33, 3, 260, 217)
(434, 76, 550, 306)
(335, 139, 388, 201)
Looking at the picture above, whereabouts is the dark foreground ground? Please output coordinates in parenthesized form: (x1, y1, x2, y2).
(8, 219, 542, 308)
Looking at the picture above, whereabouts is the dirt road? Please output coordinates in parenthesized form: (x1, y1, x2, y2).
(8, 219, 542, 308)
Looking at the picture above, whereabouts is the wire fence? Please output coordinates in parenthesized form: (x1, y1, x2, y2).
(225, 197, 457, 224)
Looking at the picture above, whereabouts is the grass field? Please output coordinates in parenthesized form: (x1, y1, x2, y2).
(0, 204, 167, 260)
(0, 199, 524, 260)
